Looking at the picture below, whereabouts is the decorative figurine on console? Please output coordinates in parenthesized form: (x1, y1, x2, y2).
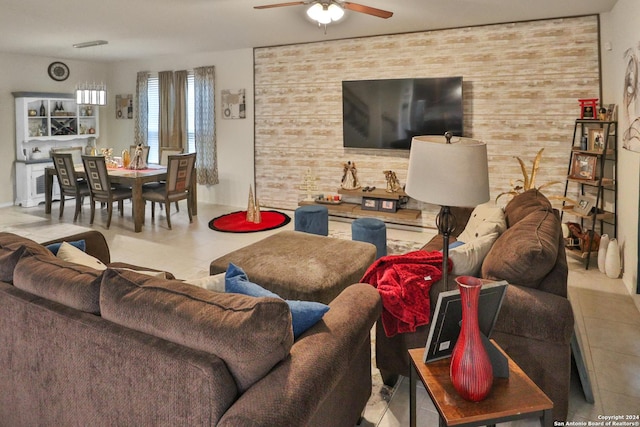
(129, 143, 147, 170)
(246, 184, 262, 224)
(341, 161, 361, 190)
(384, 170, 403, 193)
(300, 169, 319, 201)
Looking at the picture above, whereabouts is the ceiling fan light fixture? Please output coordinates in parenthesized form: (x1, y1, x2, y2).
(307, 2, 343, 25)
(328, 3, 344, 21)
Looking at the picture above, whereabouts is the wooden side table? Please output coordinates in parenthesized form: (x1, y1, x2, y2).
(409, 343, 553, 427)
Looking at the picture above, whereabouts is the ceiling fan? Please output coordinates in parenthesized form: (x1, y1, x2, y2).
(254, 1, 393, 26)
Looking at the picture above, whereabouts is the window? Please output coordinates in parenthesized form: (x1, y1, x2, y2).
(146, 72, 195, 164)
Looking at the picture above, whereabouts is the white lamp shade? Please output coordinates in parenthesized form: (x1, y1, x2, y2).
(405, 135, 490, 207)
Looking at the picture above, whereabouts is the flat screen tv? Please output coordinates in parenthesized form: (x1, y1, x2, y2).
(342, 77, 463, 150)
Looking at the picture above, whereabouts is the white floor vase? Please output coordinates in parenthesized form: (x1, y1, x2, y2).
(597, 234, 609, 273)
(604, 238, 621, 279)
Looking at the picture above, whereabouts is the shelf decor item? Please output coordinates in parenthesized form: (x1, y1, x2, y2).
(569, 153, 597, 181)
(449, 275, 493, 402)
(588, 128, 606, 152)
(578, 98, 598, 119)
(573, 195, 595, 216)
(405, 132, 490, 291)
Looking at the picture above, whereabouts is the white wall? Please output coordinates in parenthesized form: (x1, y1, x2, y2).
(601, 0, 640, 295)
(0, 53, 107, 207)
(105, 48, 254, 209)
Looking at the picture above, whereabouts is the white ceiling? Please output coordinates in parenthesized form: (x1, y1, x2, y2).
(1, 0, 618, 62)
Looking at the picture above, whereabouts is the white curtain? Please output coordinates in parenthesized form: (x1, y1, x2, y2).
(134, 71, 149, 146)
(194, 66, 218, 185)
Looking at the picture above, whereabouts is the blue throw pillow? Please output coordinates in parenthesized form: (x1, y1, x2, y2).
(46, 240, 86, 255)
(225, 263, 330, 339)
(448, 241, 466, 250)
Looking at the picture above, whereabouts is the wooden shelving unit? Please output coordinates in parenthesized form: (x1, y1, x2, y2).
(561, 119, 617, 268)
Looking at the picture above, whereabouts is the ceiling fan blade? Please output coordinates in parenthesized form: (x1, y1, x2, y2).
(342, 2, 393, 18)
(254, 1, 305, 9)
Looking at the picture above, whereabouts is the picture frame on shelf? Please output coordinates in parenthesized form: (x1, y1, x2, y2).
(573, 195, 596, 216)
(379, 199, 398, 213)
(361, 197, 379, 211)
(588, 128, 606, 152)
(605, 104, 617, 121)
(570, 153, 598, 181)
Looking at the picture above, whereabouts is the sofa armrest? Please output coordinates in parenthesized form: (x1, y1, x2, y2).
(493, 284, 574, 345)
(40, 231, 111, 265)
(218, 283, 382, 426)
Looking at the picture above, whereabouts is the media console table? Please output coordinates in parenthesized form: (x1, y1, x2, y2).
(298, 187, 421, 223)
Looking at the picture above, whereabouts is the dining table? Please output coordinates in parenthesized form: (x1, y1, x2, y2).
(45, 164, 197, 232)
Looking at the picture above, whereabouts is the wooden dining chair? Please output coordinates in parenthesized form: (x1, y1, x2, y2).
(81, 155, 133, 229)
(159, 147, 184, 166)
(142, 153, 196, 229)
(51, 152, 91, 221)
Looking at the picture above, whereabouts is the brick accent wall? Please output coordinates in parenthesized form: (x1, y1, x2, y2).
(254, 15, 600, 227)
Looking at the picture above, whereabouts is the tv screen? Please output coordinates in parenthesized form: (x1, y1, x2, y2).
(342, 77, 463, 150)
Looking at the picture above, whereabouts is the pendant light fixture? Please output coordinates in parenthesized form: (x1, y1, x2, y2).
(73, 40, 108, 106)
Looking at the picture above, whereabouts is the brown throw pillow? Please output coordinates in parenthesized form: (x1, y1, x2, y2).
(482, 209, 560, 289)
(13, 255, 104, 314)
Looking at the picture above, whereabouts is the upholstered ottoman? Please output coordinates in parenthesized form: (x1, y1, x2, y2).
(210, 230, 376, 304)
(294, 205, 329, 236)
(352, 217, 387, 259)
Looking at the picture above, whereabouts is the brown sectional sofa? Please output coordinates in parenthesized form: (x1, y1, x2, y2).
(375, 189, 575, 421)
(0, 230, 382, 426)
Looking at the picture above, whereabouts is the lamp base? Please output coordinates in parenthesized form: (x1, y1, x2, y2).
(436, 205, 457, 291)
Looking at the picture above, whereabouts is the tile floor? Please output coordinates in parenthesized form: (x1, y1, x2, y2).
(1, 200, 639, 426)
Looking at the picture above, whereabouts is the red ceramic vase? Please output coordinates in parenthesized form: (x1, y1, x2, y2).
(449, 276, 493, 402)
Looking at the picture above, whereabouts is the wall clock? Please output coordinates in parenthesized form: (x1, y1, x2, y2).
(47, 62, 70, 81)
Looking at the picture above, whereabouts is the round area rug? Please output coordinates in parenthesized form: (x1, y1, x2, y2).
(209, 210, 291, 233)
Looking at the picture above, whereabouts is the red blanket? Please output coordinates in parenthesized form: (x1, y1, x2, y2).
(361, 250, 447, 337)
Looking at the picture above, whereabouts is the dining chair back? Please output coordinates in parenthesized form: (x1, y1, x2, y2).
(51, 152, 90, 221)
(142, 152, 196, 229)
(51, 146, 83, 165)
(81, 155, 133, 229)
(159, 147, 184, 166)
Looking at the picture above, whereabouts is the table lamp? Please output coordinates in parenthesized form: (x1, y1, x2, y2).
(405, 133, 490, 290)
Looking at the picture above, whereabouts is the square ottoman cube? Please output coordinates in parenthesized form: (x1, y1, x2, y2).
(210, 230, 376, 304)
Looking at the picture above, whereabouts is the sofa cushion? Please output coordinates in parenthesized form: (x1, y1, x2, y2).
(225, 263, 330, 339)
(13, 254, 104, 314)
(0, 232, 54, 256)
(449, 232, 499, 276)
(56, 241, 107, 271)
(457, 203, 506, 244)
(504, 189, 553, 227)
(184, 273, 226, 291)
(482, 209, 561, 289)
(46, 239, 86, 255)
(99, 268, 294, 393)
